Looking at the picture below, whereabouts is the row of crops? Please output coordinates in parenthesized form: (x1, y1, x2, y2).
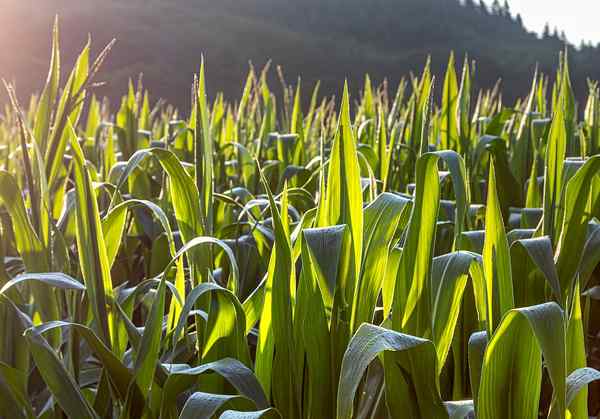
(1, 22, 600, 418)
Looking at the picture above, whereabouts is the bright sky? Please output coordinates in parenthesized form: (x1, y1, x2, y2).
(486, 0, 600, 45)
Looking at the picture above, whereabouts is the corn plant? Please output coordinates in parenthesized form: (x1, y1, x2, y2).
(1, 22, 600, 419)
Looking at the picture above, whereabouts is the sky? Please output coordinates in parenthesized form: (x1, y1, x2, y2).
(485, 0, 600, 45)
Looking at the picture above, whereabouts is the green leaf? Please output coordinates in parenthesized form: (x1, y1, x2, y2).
(509, 236, 562, 307)
(293, 229, 335, 419)
(513, 71, 538, 186)
(477, 302, 566, 419)
(556, 155, 600, 301)
(163, 359, 268, 415)
(194, 57, 214, 236)
(543, 79, 568, 240)
(337, 323, 446, 419)
(576, 223, 600, 288)
(254, 180, 297, 418)
(169, 240, 244, 346)
(219, 408, 281, 419)
(467, 331, 488, 408)
(0, 173, 59, 328)
(351, 192, 411, 330)
(45, 40, 90, 189)
(0, 361, 35, 419)
(430, 251, 486, 372)
(566, 367, 600, 408)
(0, 272, 85, 295)
(457, 57, 472, 154)
(444, 400, 474, 419)
(301, 225, 347, 311)
(566, 281, 588, 419)
(410, 60, 434, 155)
(394, 152, 441, 337)
(317, 81, 363, 282)
(440, 53, 459, 151)
(102, 199, 176, 270)
(113, 148, 208, 283)
(33, 16, 60, 153)
(482, 160, 514, 332)
(179, 393, 253, 419)
(29, 321, 137, 403)
(70, 127, 114, 346)
(24, 327, 97, 419)
(433, 150, 470, 245)
(132, 275, 166, 398)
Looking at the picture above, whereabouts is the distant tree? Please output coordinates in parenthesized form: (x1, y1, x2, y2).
(478, 0, 488, 14)
(464, 0, 476, 8)
(553, 27, 560, 39)
(502, 0, 511, 18)
(560, 30, 568, 42)
(491, 0, 502, 15)
(542, 23, 551, 39)
(515, 13, 523, 28)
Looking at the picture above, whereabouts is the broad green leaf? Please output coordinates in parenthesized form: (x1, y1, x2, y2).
(440, 53, 459, 151)
(167, 242, 245, 362)
(577, 223, 600, 288)
(566, 367, 600, 409)
(394, 152, 440, 337)
(430, 251, 486, 371)
(0, 361, 34, 419)
(433, 150, 469, 245)
(317, 81, 363, 282)
(566, 281, 588, 419)
(70, 128, 114, 346)
(467, 331, 488, 407)
(477, 303, 565, 419)
(482, 160, 514, 332)
(179, 393, 253, 419)
(556, 156, 600, 301)
(162, 359, 268, 416)
(510, 236, 562, 307)
(351, 192, 410, 330)
(24, 327, 97, 419)
(133, 275, 166, 398)
(293, 229, 334, 419)
(112, 148, 209, 283)
(543, 79, 568, 240)
(337, 323, 446, 419)
(29, 321, 139, 404)
(102, 199, 176, 270)
(301, 225, 347, 310)
(444, 400, 474, 419)
(254, 180, 297, 418)
(0, 272, 84, 295)
(219, 409, 281, 419)
(0, 172, 58, 329)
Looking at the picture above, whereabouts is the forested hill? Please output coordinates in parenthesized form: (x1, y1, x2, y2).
(2, 0, 599, 109)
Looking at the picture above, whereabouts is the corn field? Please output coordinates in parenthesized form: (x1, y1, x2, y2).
(2, 21, 600, 419)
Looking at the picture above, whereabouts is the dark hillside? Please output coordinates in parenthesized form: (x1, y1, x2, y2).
(1, 0, 597, 108)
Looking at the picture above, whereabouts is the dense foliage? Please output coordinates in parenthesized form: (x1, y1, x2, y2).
(1, 22, 600, 418)
(4, 0, 600, 110)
